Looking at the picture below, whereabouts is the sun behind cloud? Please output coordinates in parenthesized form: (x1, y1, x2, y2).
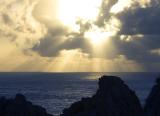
(58, 0, 102, 30)
(0, 0, 159, 72)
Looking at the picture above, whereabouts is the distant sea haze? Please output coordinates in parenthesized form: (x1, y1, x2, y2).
(0, 72, 159, 115)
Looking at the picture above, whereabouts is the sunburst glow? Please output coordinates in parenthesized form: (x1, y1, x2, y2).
(0, 0, 154, 72)
(84, 26, 112, 45)
(58, 0, 102, 30)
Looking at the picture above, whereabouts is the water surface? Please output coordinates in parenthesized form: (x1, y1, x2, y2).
(0, 72, 159, 115)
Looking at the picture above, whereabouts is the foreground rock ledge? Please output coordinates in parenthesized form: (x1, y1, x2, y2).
(60, 75, 143, 116)
(0, 94, 53, 116)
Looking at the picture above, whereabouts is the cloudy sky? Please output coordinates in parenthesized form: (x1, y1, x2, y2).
(0, 0, 160, 72)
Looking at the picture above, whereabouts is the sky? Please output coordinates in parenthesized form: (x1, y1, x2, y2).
(0, 0, 160, 72)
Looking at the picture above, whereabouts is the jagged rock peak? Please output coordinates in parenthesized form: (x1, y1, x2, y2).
(61, 75, 143, 116)
(98, 75, 124, 88)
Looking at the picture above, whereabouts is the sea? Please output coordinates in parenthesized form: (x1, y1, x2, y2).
(0, 72, 159, 115)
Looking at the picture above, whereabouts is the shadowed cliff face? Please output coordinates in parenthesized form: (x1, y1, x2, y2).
(144, 77, 160, 116)
(0, 94, 53, 116)
(60, 75, 143, 116)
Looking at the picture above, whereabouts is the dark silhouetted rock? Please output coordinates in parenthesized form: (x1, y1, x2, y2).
(144, 77, 160, 116)
(0, 94, 53, 116)
(60, 75, 143, 116)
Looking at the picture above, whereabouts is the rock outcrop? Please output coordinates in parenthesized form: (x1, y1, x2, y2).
(60, 75, 143, 116)
(2, 75, 160, 116)
(144, 77, 160, 116)
(0, 94, 53, 116)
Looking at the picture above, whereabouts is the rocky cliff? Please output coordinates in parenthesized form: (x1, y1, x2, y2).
(144, 77, 160, 116)
(60, 75, 143, 116)
(0, 94, 53, 116)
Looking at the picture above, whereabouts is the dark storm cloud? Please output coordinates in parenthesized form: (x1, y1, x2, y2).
(31, 18, 87, 57)
(33, 31, 91, 57)
(32, 18, 94, 57)
(32, 0, 118, 57)
(118, 1, 160, 35)
(96, 0, 118, 26)
(110, 37, 160, 71)
(117, 2, 160, 47)
(109, 0, 160, 71)
(32, 0, 160, 71)
(112, 36, 160, 63)
(32, 23, 68, 56)
(118, 0, 160, 35)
